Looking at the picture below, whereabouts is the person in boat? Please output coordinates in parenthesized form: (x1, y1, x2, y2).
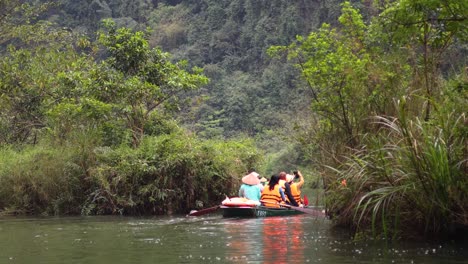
(290, 171, 304, 206)
(238, 171, 262, 201)
(255, 172, 266, 192)
(259, 176, 268, 187)
(260, 174, 286, 208)
(279, 171, 299, 207)
(286, 171, 305, 207)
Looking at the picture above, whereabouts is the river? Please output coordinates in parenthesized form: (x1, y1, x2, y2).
(0, 214, 466, 264)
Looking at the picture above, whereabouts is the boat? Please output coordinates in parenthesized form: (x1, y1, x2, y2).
(187, 197, 325, 218)
(220, 205, 305, 218)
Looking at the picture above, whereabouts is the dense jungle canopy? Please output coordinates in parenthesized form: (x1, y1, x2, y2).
(0, 0, 466, 239)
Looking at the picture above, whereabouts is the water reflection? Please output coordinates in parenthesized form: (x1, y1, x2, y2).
(220, 218, 260, 262)
(0, 215, 466, 264)
(261, 216, 306, 264)
(219, 215, 325, 263)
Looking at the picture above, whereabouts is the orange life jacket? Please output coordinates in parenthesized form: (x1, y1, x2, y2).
(290, 183, 302, 205)
(261, 184, 282, 208)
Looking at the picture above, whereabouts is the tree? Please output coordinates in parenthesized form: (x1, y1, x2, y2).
(0, 0, 54, 47)
(268, 2, 372, 148)
(0, 1, 87, 144)
(378, 0, 468, 120)
(97, 19, 209, 147)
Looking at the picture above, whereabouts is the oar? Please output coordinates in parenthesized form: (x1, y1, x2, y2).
(260, 200, 326, 217)
(187, 205, 220, 216)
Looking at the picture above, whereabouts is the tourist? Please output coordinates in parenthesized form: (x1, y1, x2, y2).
(260, 175, 285, 207)
(238, 171, 262, 201)
(279, 171, 298, 206)
(287, 171, 305, 207)
(259, 176, 268, 187)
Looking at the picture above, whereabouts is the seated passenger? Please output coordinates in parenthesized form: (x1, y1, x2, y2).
(260, 175, 284, 208)
(238, 172, 261, 201)
(279, 172, 299, 207)
(290, 171, 305, 206)
(259, 177, 268, 190)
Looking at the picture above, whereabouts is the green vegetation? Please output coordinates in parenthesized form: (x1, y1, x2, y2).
(271, 1, 467, 239)
(0, 129, 260, 215)
(0, 1, 259, 215)
(0, 0, 466, 239)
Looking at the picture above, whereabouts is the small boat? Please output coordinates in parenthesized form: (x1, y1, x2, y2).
(220, 205, 305, 218)
(187, 197, 326, 218)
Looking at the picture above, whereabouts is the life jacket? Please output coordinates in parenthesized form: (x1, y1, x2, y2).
(261, 184, 282, 208)
(282, 182, 302, 205)
(290, 183, 302, 205)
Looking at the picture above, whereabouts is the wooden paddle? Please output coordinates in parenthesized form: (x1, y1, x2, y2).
(260, 200, 326, 217)
(187, 205, 220, 216)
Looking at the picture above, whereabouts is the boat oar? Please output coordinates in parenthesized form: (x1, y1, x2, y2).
(260, 200, 326, 217)
(187, 205, 220, 216)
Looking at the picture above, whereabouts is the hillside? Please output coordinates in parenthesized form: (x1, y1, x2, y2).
(49, 0, 354, 138)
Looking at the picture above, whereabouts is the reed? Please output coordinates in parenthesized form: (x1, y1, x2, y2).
(327, 98, 467, 238)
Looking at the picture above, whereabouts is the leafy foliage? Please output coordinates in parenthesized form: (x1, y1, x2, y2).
(82, 131, 260, 215)
(0, 129, 261, 215)
(270, 1, 467, 238)
(377, 0, 468, 120)
(268, 1, 409, 161)
(329, 99, 466, 238)
(95, 19, 209, 146)
(0, 0, 466, 240)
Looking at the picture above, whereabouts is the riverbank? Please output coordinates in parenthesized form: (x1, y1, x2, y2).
(0, 134, 261, 216)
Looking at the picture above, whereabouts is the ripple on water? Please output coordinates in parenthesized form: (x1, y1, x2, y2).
(0, 215, 466, 264)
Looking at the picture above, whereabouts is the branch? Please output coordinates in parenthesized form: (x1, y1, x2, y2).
(0, 2, 19, 24)
(145, 88, 180, 118)
(382, 14, 467, 27)
(296, 54, 320, 102)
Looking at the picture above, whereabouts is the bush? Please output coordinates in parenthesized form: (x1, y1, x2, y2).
(81, 131, 261, 215)
(0, 144, 88, 215)
(0, 130, 262, 216)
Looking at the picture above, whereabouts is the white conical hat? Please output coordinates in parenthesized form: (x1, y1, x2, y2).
(242, 172, 260, 185)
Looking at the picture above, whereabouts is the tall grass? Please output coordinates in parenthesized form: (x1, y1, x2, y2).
(326, 98, 467, 238)
(0, 144, 87, 215)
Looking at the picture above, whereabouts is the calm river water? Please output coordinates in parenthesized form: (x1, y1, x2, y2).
(0, 214, 466, 264)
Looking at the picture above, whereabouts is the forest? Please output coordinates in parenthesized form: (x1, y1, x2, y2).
(0, 0, 466, 239)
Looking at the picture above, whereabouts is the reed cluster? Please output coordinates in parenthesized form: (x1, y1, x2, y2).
(326, 97, 467, 239)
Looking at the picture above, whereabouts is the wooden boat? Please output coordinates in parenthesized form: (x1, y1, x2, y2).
(187, 197, 326, 218)
(220, 205, 305, 218)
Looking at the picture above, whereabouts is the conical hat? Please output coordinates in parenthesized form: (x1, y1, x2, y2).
(242, 172, 260, 185)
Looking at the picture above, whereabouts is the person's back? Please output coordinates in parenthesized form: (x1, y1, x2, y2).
(239, 184, 261, 201)
(238, 172, 261, 201)
(261, 175, 283, 208)
(278, 171, 299, 206)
